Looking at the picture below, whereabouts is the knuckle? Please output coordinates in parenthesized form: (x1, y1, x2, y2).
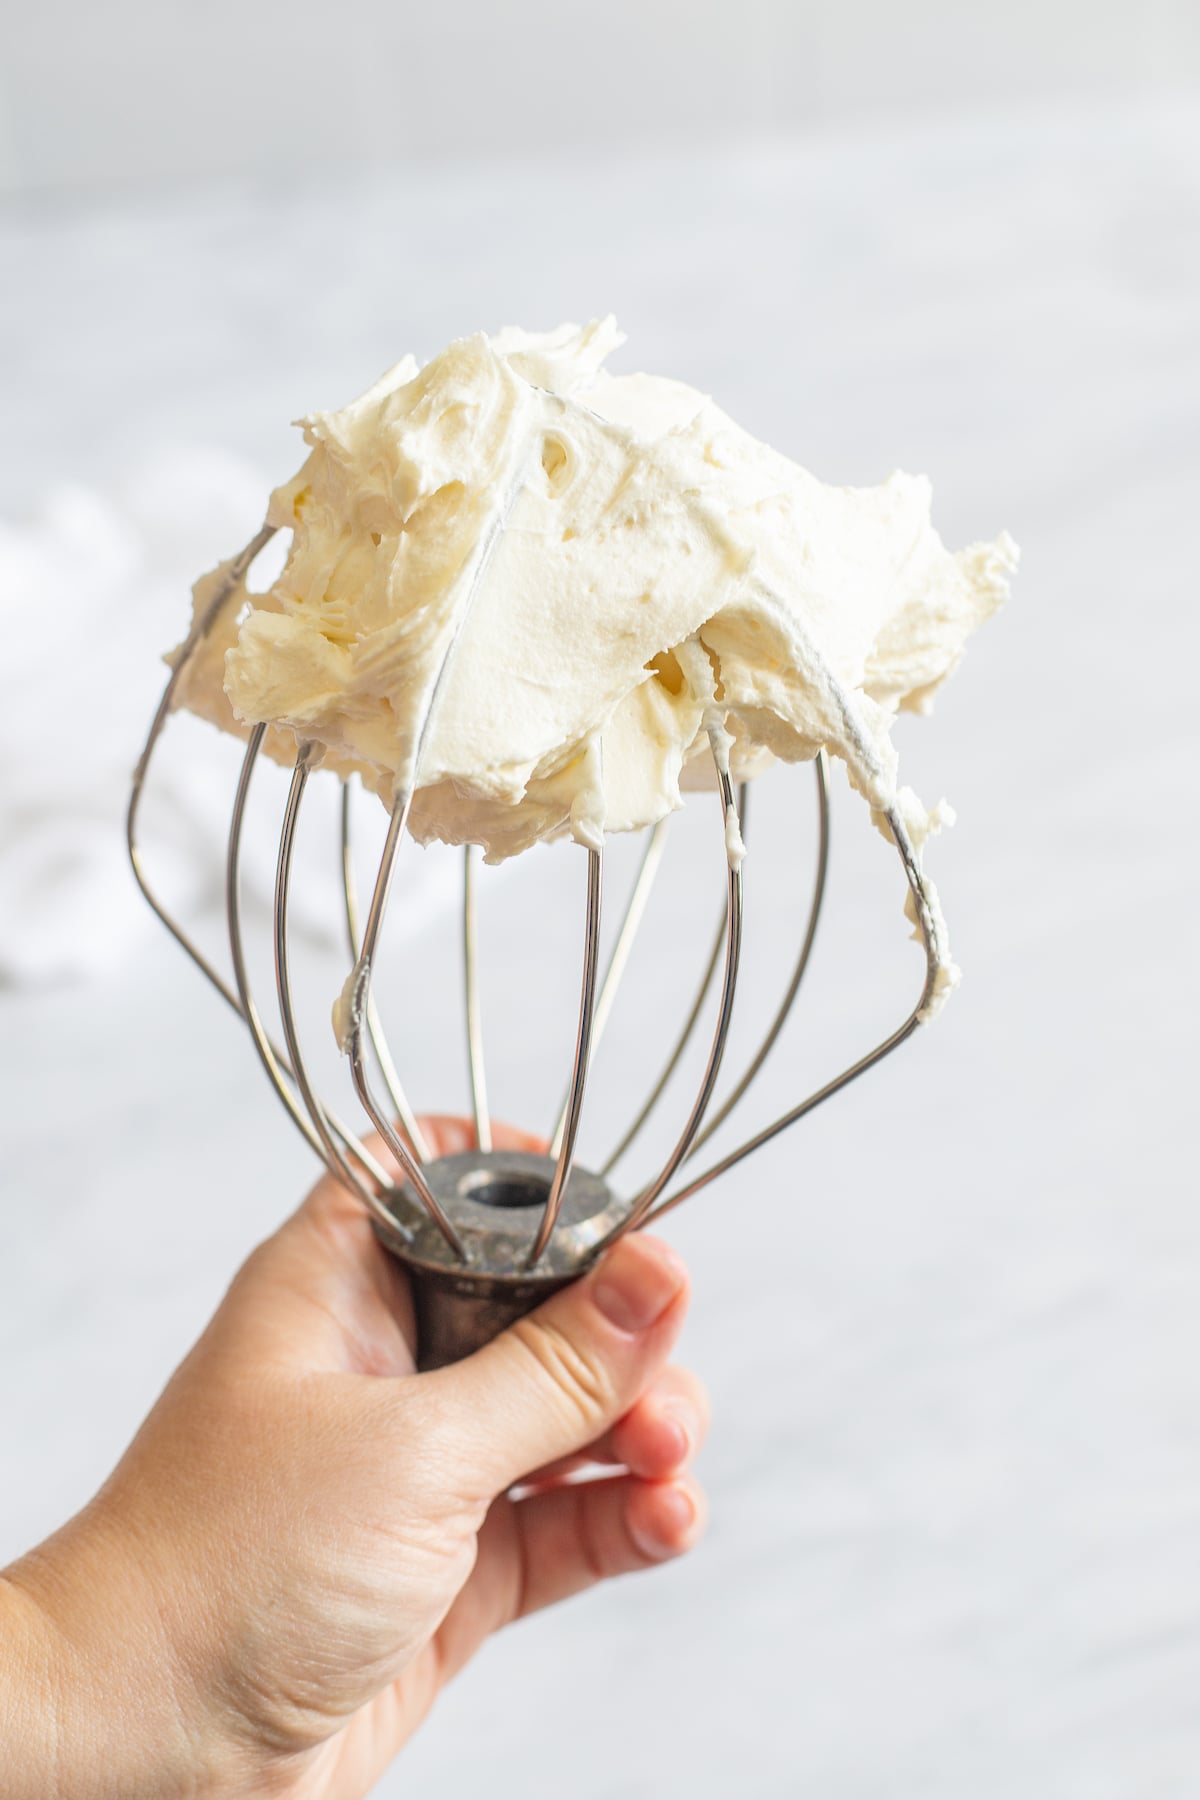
(509, 1315, 619, 1432)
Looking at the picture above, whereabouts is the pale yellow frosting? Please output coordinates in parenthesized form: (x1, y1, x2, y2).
(172, 318, 1016, 1007)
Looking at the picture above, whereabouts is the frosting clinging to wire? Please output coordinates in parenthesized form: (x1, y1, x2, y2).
(172, 317, 1016, 1005)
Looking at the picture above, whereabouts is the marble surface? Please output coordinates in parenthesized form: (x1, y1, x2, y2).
(2, 98, 1198, 1797)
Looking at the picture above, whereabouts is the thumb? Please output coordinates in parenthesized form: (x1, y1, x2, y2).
(428, 1234, 690, 1497)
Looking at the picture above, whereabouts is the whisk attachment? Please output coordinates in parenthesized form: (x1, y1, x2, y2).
(131, 523, 944, 1367)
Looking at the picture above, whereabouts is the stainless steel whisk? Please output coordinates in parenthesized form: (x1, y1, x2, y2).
(130, 523, 943, 1368)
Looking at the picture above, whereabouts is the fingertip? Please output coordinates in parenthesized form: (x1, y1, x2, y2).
(420, 1114, 549, 1155)
(613, 1399, 691, 1477)
(631, 1233, 690, 1292)
(589, 1234, 689, 1337)
(627, 1477, 707, 1563)
(490, 1120, 551, 1154)
(656, 1410, 692, 1470)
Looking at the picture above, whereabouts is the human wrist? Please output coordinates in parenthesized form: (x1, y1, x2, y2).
(0, 1564, 63, 1798)
(1, 1505, 238, 1800)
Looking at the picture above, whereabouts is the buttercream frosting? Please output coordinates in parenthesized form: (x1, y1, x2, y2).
(171, 318, 1016, 1011)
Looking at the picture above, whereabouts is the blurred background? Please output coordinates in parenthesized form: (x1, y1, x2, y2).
(3, 0, 1200, 192)
(2, 4, 1198, 1796)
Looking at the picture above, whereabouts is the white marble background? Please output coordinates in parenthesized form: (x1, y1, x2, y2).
(4, 0, 1199, 194)
(1, 68, 1199, 1800)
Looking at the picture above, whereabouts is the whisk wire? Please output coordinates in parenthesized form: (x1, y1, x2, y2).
(228, 726, 392, 1193)
(687, 752, 830, 1160)
(335, 447, 543, 1258)
(344, 796, 466, 1256)
(527, 845, 604, 1267)
(273, 746, 410, 1239)
(130, 527, 393, 1201)
(126, 524, 279, 1029)
(548, 815, 669, 1159)
(596, 781, 749, 1180)
(641, 793, 941, 1223)
(340, 784, 431, 1163)
(596, 737, 745, 1247)
(462, 846, 492, 1154)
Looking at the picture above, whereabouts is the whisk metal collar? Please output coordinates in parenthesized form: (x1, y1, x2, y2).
(372, 1150, 625, 1370)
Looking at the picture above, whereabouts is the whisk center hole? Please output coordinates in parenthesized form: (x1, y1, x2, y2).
(456, 1169, 551, 1211)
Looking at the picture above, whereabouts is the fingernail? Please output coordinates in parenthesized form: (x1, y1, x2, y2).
(631, 1485, 696, 1560)
(591, 1237, 686, 1334)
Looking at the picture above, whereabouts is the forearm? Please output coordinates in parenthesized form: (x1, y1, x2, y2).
(0, 1566, 62, 1796)
(1, 1510, 232, 1800)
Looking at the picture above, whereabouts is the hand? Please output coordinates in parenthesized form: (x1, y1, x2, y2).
(1, 1117, 709, 1800)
